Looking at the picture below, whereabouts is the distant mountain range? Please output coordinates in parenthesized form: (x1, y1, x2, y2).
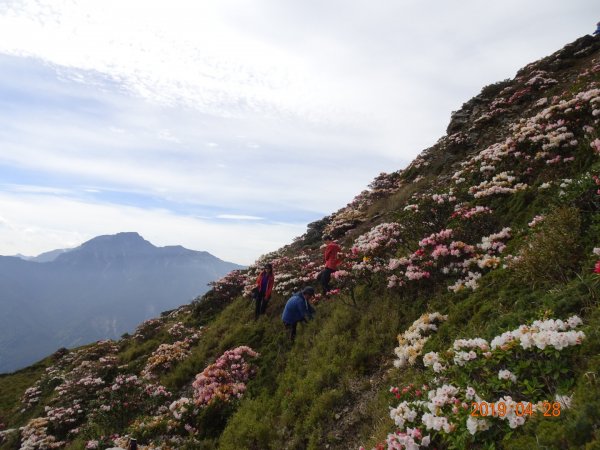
(14, 248, 71, 263)
(0, 232, 243, 373)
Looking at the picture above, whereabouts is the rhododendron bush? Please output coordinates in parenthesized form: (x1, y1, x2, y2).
(14, 341, 121, 447)
(141, 332, 201, 379)
(192, 346, 259, 407)
(90, 375, 172, 430)
(206, 270, 249, 302)
(393, 313, 448, 369)
(271, 252, 322, 296)
(105, 347, 260, 448)
(352, 222, 404, 257)
(364, 316, 586, 449)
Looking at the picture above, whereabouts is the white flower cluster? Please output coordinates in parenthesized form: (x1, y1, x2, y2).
(466, 416, 490, 435)
(393, 313, 448, 368)
(445, 227, 512, 292)
(555, 393, 573, 409)
(19, 417, 65, 450)
(423, 384, 460, 431)
(352, 222, 404, 256)
(490, 316, 585, 351)
(141, 342, 191, 379)
(524, 70, 558, 88)
(390, 401, 419, 428)
(453, 338, 491, 367)
(448, 271, 482, 293)
(453, 350, 478, 367)
(169, 397, 195, 420)
(384, 315, 584, 447)
(425, 316, 584, 375)
(449, 85, 600, 208)
(452, 204, 492, 219)
(539, 127, 576, 151)
(495, 396, 531, 429)
(478, 227, 511, 253)
(476, 255, 502, 269)
(469, 172, 528, 198)
(498, 369, 517, 383)
(431, 192, 457, 204)
(385, 428, 431, 449)
(21, 386, 43, 409)
(423, 352, 446, 373)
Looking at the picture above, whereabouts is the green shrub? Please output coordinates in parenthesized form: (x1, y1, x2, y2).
(513, 206, 582, 287)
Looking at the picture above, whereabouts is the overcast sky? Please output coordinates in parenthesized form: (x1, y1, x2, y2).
(0, 0, 597, 264)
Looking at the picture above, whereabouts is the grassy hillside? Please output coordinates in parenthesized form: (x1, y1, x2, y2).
(2, 34, 600, 450)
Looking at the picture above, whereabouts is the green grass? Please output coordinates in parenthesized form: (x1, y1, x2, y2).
(0, 358, 50, 428)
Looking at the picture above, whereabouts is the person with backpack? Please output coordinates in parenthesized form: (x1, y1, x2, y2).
(281, 286, 316, 341)
(254, 263, 274, 320)
(319, 235, 343, 293)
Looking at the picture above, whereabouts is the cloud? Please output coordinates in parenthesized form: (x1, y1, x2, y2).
(217, 214, 264, 221)
(0, 191, 303, 265)
(0, 53, 392, 219)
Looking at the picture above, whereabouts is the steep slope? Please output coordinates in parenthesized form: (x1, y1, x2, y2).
(0, 232, 243, 373)
(1, 35, 600, 450)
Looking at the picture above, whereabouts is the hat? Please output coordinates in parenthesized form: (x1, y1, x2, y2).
(302, 286, 316, 296)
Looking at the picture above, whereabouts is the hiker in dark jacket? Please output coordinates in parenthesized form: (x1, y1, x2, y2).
(595, 21, 600, 36)
(281, 286, 316, 341)
(254, 263, 274, 320)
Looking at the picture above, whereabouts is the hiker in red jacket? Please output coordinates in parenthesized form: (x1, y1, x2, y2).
(320, 235, 342, 293)
(254, 263, 274, 319)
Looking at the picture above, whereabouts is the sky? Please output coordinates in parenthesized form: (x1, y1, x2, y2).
(0, 0, 598, 265)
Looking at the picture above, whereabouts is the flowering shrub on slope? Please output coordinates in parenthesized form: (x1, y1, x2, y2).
(393, 313, 448, 369)
(208, 270, 249, 302)
(141, 335, 200, 380)
(192, 346, 259, 407)
(90, 375, 172, 431)
(352, 222, 404, 257)
(272, 252, 322, 296)
(386, 227, 511, 292)
(452, 85, 600, 200)
(16, 341, 120, 448)
(104, 347, 260, 448)
(364, 316, 585, 449)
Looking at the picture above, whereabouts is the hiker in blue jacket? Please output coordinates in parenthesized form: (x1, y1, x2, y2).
(595, 21, 600, 36)
(282, 286, 316, 341)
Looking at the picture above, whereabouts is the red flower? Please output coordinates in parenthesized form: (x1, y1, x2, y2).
(594, 260, 600, 274)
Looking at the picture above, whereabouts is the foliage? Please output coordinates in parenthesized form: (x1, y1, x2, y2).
(512, 206, 582, 286)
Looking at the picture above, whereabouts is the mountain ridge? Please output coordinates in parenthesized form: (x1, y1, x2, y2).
(0, 232, 243, 373)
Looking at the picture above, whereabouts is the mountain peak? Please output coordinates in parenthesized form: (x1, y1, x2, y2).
(54, 232, 156, 264)
(82, 231, 152, 247)
(88, 231, 147, 243)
